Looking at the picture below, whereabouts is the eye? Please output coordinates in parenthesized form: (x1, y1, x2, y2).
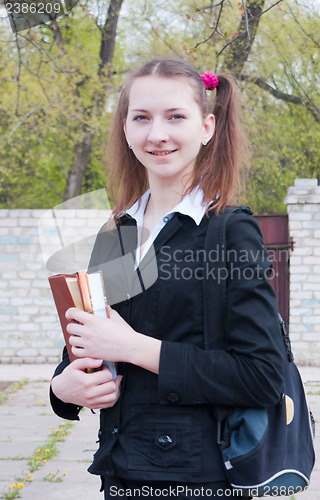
(133, 115, 148, 121)
(170, 114, 185, 121)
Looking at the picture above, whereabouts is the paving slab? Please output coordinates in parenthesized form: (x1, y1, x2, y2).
(0, 376, 103, 500)
(19, 410, 102, 500)
(0, 365, 319, 499)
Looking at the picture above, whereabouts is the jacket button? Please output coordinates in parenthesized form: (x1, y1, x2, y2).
(157, 434, 173, 448)
(111, 427, 119, 438)
(166, 391, 180, 404)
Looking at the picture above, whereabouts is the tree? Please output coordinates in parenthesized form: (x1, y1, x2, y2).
(178, 0, 320, 212)
(64, 0, 124, 200)
(238, 0, 320, 212)
(0, 0, 319, 213)
(0, 1, 125, 207)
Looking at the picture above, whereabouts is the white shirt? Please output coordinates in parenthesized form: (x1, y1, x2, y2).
(126, 188, 208, 266)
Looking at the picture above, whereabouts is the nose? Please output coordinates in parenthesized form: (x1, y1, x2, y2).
(147, 118, 169, 144)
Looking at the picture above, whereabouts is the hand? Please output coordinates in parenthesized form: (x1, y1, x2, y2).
(51, 357, 122, 410)
(66, 307, 162, 374)
(66, 307, 137, 362)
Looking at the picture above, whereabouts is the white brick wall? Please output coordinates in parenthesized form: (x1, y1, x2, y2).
(0, 208, 111, 364)
(285, 178, 320, 365)
(1, 179, 320, 365)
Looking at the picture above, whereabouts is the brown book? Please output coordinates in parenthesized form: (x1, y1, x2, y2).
(48, 274, 84, 363)
(48, 272, 116, 378)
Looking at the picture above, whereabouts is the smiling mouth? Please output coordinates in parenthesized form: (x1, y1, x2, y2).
(148, 150, 177, 156)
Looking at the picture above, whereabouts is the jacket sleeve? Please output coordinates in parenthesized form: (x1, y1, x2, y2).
(49, 347, 82, 421)
(158, 211, 285, 408)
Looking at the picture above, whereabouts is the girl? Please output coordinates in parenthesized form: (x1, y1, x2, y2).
(50, 59, 284, 499)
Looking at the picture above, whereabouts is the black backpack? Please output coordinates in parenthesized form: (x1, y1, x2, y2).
(203, 207, 315, 497)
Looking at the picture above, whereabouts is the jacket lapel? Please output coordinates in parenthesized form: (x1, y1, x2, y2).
(152, 215, 183, 256)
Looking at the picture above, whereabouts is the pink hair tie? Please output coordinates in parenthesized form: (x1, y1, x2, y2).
(200, 73, 219, 91)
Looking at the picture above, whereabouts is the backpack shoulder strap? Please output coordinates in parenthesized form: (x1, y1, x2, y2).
(202, 206, 253, 351)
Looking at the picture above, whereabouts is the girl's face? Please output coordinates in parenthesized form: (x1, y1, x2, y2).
(124, 76, 214, 189)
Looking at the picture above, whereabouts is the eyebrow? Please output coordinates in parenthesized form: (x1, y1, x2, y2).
(129, 108, 188, 113)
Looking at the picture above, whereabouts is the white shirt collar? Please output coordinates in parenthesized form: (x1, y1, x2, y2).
(126, 188, 207, 227)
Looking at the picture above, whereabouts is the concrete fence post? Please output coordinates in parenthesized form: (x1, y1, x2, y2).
(285, 178, 320, 365)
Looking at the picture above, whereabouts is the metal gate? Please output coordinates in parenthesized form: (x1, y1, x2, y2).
(254, 215, 291, 327)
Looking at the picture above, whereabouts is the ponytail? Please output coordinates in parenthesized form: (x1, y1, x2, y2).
(191, 74, 248, 214)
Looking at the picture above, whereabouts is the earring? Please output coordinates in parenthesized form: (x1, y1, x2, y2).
(128, 143, 132, 149)
(202, 139, 208, 146)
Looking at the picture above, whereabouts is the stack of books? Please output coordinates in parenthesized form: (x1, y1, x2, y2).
(48, 271, 117, 379)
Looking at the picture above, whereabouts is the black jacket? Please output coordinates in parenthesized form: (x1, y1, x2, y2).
(50, 209, 285, 483)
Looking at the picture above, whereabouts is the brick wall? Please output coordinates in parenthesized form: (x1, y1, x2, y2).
(1, 178, 320, 365)
(0, 208, 110, 364)
(285, 178, 320, 365)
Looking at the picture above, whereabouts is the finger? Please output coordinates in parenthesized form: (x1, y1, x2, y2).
(71, 344, 86, 357)
(90, 373, 122, 397)
(66, 307, 91, 323)
(88, 365, 114, 384)
(69, 334, 84, 347)
(70, 357, 103, 371)
(115, 374, 123, 390)
(66, 321, 85, 336)
(88, 377, 123, 409)
(99, 365, 115, 383)
(89, 395, 119, 410)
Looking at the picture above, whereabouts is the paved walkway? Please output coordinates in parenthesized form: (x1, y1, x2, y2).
(0, 364, 319, 499)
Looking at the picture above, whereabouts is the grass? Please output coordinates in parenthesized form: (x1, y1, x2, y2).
(0, 378, 74, 498)
(28, 422, 73, 472)
(2, 482, 26, 499)
(1, 421, 73, 499)
(44, 470, 68, 483)
(0, 380, 28, 405)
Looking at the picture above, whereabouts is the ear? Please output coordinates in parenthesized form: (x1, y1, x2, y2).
(202, 114, 215, 145)
(123, 123, 133, 150)
(123, 122, 128, 141)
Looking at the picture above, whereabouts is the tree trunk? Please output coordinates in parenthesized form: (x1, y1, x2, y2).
(224, 0, 266, 78)
(63, 0, 124, 201)
(99, 0, 125, 76)
(64, 130, 94, 199)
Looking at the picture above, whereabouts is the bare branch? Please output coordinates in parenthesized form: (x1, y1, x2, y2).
(217, 30, 242, 57)
(286, 4, 320, 49)
(217, 0, 284, 58)
(17, 33, 77, 74)
(241, 0, 250, 43)
(14, 34, 22, 116)
(145, 15, 183, 56)
(194, 1, 225, 49)
(284, 65, 320, 121)
(194, 0, 226, 12)
(241, 74, 320, 122)
(1, 109, 37, 149)
(258, 0, 284, 17)
(26, 172, 64, 201)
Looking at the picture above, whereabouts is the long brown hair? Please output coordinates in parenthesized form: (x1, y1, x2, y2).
(106, 58, 247, 221)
